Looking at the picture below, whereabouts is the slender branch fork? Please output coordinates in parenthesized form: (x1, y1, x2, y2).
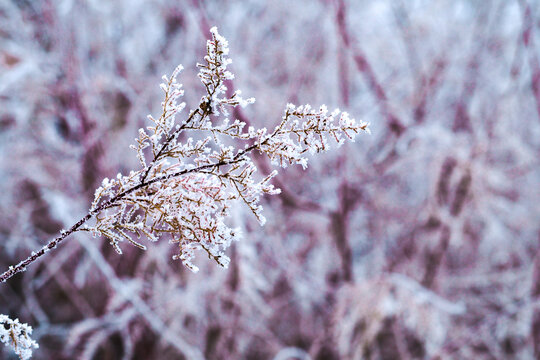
(0, 68, 228, 284)
(0, 37, 263, 284)
(0, 164, 222, 284)
(0, 122, 270, 284)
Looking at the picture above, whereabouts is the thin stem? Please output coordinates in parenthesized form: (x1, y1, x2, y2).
(0, 214, 92, 283)
(0, 139, 261, 284)
(141, 108, 201, 183)
(141, 70, 217, 184)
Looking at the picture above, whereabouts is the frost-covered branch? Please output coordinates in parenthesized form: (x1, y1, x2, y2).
(0, 26, 369, 281)
(0, 315, 39, 360)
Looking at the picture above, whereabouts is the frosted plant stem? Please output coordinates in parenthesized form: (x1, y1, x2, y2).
(0, 144, 261, 284)
(0, 99, 365, 282)
(140, 108, 202, 183)
(0, 213, 93, 283)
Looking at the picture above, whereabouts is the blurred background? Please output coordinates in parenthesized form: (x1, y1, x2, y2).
(1, 0, 540, 359)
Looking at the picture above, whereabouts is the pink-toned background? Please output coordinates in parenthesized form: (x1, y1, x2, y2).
(1, 0, 539, 359)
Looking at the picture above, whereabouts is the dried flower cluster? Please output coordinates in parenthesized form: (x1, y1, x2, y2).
(0, 315, 38, 360)
(84, 27, 369, 272)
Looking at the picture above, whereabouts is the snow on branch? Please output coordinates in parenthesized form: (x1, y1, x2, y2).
(0, 26, 369, 280)
(84, 27, 369, 272)
(0, 314, 39, 360)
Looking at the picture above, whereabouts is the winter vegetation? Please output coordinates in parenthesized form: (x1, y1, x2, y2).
(1, 0, 540, 359)
(0, 21, 367, 359)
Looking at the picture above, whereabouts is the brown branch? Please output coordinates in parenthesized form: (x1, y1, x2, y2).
(141, 108, 201, 183)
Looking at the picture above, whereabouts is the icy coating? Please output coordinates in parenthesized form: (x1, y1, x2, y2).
(87, 27, 368, 272)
